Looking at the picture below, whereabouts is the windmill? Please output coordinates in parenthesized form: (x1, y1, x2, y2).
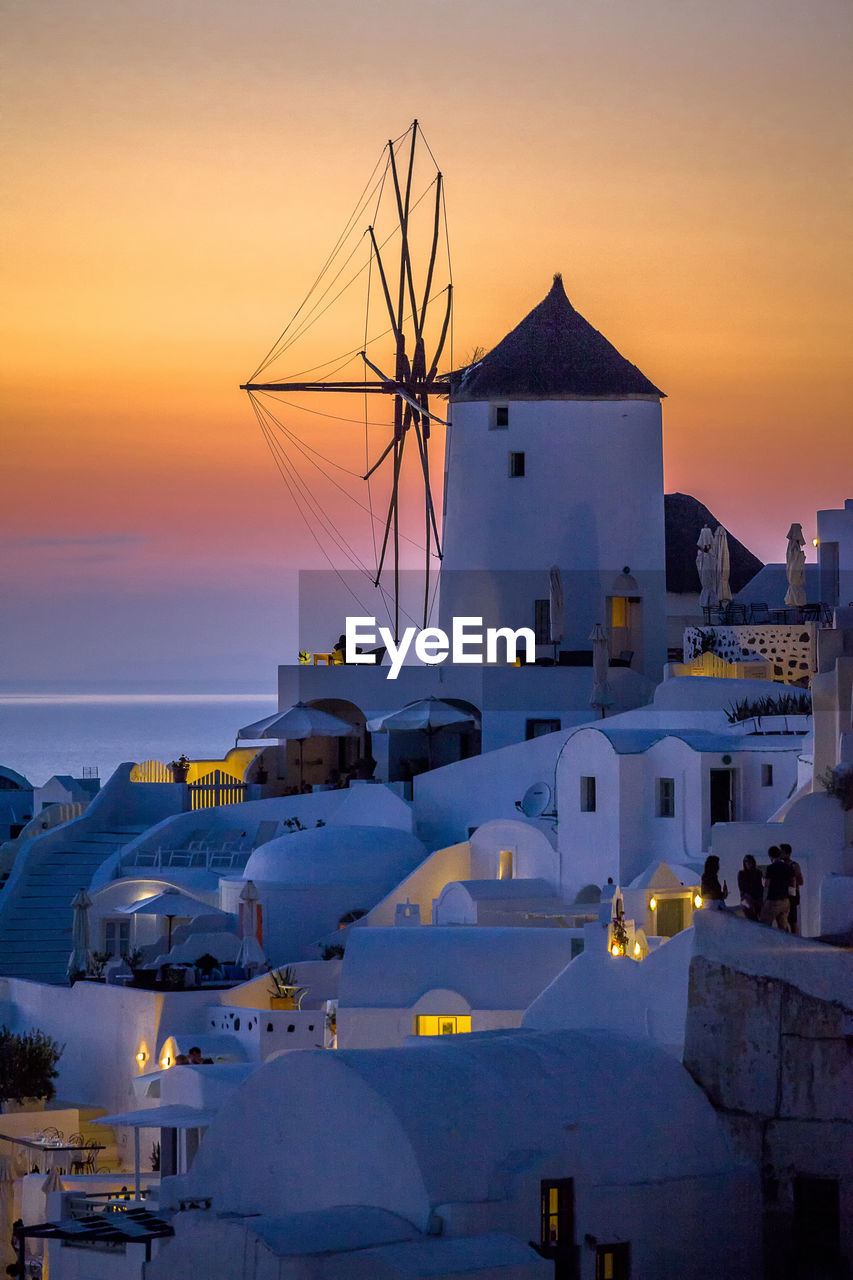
(241, 121, 452, 639)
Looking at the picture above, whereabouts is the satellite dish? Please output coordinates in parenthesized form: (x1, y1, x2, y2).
(520, 782, 551, 818)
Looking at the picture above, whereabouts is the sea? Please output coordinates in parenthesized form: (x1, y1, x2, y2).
(0, 693, 279, 788)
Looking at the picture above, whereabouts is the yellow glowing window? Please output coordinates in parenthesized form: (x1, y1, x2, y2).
(540, 1178, 574, 1251)
(498, 849, 513, 880)
(611, 597, 630, 628)
(414, 1015, 471, 1036)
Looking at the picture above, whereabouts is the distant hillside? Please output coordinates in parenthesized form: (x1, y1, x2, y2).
(665, 493, 763, 594)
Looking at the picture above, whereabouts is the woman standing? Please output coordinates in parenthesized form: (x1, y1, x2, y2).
(737, 854, 764, 921)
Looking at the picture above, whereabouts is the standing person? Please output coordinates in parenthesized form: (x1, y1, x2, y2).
(760, 846, 794, 930)
(701, 855, 728, 906)
(780, 843, 803, 936)
(737, 854, 764, 921)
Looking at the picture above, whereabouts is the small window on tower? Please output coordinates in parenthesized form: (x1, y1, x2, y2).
(491, 405, 509, 429)
(761, 763, 773, 787)
(509, 451, 525, 478)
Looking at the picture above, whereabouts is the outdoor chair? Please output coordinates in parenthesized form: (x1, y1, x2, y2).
(748, 602, 771, 623)
(40, 1127, 63, 1141)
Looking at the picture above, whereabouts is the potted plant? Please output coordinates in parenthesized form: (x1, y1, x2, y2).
(268, 966, 306, 1009)
(169, 754, 191, 783)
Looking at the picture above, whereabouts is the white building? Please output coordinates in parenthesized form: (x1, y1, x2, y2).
(440, 275, 667, 679)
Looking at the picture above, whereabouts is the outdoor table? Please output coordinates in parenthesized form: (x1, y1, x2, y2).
(0, 1131, 105, 1173)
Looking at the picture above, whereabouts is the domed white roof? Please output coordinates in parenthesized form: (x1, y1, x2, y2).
(184, 1028, 739, 1230)
(243, 825, 426, 886)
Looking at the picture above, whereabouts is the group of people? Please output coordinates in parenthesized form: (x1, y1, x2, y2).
(700, 844, 803, 933)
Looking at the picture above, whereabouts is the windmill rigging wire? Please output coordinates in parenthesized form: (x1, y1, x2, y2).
(252, 394, 430, 554)
(249, 140, 394, 381)
(256, 175, 440, 380)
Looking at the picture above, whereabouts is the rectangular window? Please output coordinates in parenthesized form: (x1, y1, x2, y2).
(104, 919, 130, 957)
(761, 763, 773, 787)
(596, 1242, 631, 1280)
(580, 776, 597, 812)
(533, 600, 551, 645)
(491, 404, 509, 429)
(508, 451, 525, 477)
(657, 778, 675, 818)
(414, 1015, 472, 1036)
(526, 718, 561, 739)
(540, 1178, 574, 1254)
(498, 849, 513, 880)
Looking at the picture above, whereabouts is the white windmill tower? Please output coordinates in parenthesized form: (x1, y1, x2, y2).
(440, 275, 667, 677)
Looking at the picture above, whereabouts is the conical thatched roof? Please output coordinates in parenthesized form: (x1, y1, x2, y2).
(453, 274, 664, 400)
(665, 493, 763, 594)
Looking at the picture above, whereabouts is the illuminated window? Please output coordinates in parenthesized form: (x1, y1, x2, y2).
(508, 451, 525, 478)
(596, 1242, 631, 1280)
(762, 763, 773, 787)
(413, 1015, 472, 1036)
(611, 597, 630, 628)
(580, 776, 596, 812)
(491, 405, 509, 429)
(498, 849, 513, 880)
(657, 777, 675, 818)
(540, 1178, 574, 1254)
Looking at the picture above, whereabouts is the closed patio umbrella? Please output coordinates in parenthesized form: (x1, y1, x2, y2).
(696, 526, 718, 610)
(549, 565, 564, 660)
(589, 622, 614, 717)
(67, 888, 92, 981)
(714, 526, 731, 606)
(237, 701, 355, 791)
(785, 522, 807, 607)
(367, 697, 477, 771)
(237, 880, 265, 971)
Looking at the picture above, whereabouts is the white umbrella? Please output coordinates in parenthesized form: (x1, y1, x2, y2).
(589, 622, 614, 717)
(237, 880, 265, 970)
(785, 522, 807, 607)
(549, 565, 564, 658)
(696, 526, 718, 610)
(714, 526, 731, 606)
(367, 698, 477, 771)
(118, 888, 227, 952)
(67, 888, 92, 981)
(237, 701, 355, 791)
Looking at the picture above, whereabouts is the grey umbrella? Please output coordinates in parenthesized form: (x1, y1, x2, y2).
(549, 565, 564, 660)
(696, 526, 718, 610)
(714, 526, 732, 606)
(589, 622, 614, 717)
(67, 889, 93, 980)
(237, 701, 356, 791)
(785, 522, 807, 607)
(367, 698, 477, 771)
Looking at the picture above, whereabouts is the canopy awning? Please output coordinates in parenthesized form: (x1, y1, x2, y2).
(93, 1105, 217, 1129)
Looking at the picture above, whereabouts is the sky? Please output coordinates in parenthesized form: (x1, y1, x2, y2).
(2, 0, 851, 690)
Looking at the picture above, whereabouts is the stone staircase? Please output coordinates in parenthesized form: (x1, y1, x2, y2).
(0, 825, 148, 984)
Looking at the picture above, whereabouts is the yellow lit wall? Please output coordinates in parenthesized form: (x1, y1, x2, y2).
(413, 1015, 472, 1036)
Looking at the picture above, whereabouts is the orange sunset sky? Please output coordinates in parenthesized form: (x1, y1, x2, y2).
(2, 0, 851, 689)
